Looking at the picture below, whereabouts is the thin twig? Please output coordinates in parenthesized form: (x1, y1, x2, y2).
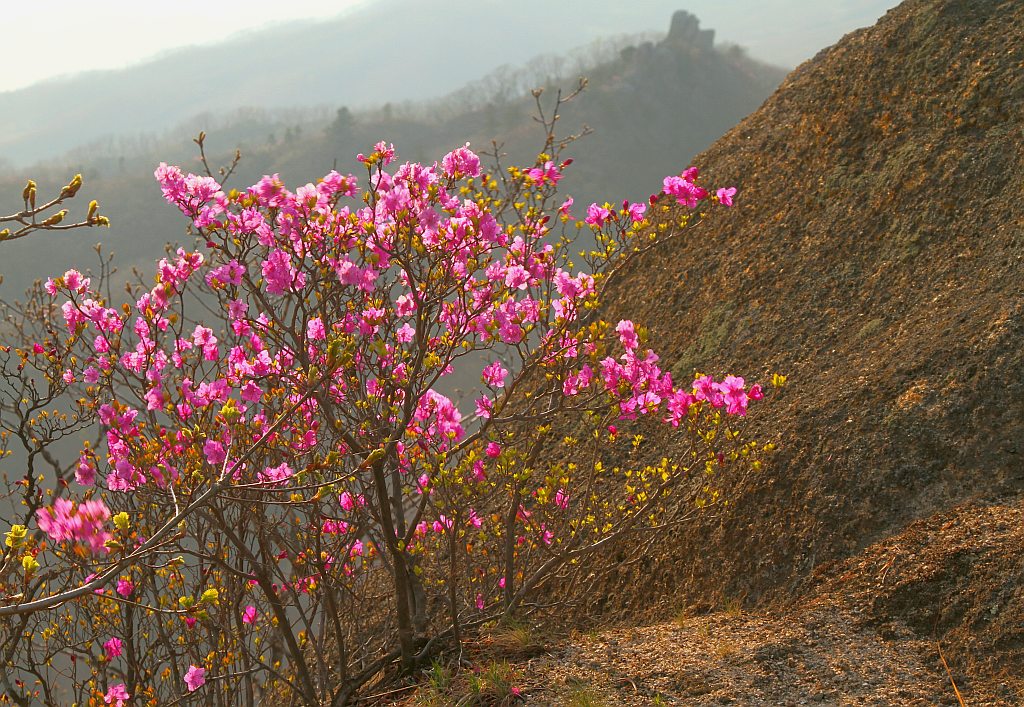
(937, 640, 967, 707)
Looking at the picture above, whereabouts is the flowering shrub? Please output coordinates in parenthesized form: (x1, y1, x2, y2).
(0, 100, 774, 704)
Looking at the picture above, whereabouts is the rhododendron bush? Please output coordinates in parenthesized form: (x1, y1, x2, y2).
(0, 98, 773, 705)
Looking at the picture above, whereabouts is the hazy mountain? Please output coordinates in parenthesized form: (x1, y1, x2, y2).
(0, 0, 702, 165)
(0, 0, 905, 167)
(0, 11, 786, 300)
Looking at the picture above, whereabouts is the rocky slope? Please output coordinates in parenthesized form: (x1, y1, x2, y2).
(551, 0, 1024, 699)
(499, 499, 1023, 705)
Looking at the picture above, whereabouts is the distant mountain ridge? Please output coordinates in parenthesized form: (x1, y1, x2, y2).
(0, 10, 786, 300)
(0, 0, 697, 165)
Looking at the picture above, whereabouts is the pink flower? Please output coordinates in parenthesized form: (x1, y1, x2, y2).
(103, 637, 123, 660)
(242, 605, 257, 624)
(396, 322, 416, 343)
(481, 360, 508, 388)
(562, 364, 593, 396)
(440, 143, 481, 178)
(203, 439, 227, 467)
(474, 396, 493, 419)
(373, 141, 396, 166)
(554, 489, 569, 510)
(558, 196, 574, 218)
(585, 202, 611, 227)
(261, 249, 305, 296)
(36, 498, 111, 555)
(116, 579, 134, 597)
(394, 293, 417, 317)
(665, 389, 696, 427)
(340, 491, 356, 512)
(626, 201, 647, 223)
(716, 375, 749, 416)
(240, 380, 262, 402)
(104, 683, 130, 706)
(61, 300, 84, 331)
(75, 455, 97, 486)
(205, 259, 245, 287)
(432, 515, 454, 534)
(663, 173, 708, 208)
(192, 325, 219, 361)
(615, 320, 638, 351)
(63, 269, 88, 293)
(541, 525, 555, 545)
(306, 317, 326, 341)
(485, 442, 502, 458)
(716, 186, 737, 207)
(259, 462, 294, 485)
(472, 460, 487, 482)
(526, 160, 562, 185)
(184, 664, 206, 692)
(504, 264, 530, 290)
(693, 375, 723, 408)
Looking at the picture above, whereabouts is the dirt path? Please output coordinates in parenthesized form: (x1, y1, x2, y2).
(516, 605, 973, 705)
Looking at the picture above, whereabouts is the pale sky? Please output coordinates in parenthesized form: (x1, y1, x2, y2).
(2, 0, 899, 94)
(0, 0, 366, 92)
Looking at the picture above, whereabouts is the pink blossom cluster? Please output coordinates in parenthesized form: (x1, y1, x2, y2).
(662, 167, 709, 208)
(694, 374, 764, 416)
(35, 498, 112, 555)
(11, 128, 763, 706)
(35, 143, 742, 527)
(552, 318, 761, 425)
(35, 144, 743, 525)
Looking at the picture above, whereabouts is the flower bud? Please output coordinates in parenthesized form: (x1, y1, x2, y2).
(61, 173, 82, 198)
(41, 210, 67, 227)
(326, 339, 344, 369)
(363, 447, 386, 468)
(219, 399, 241, 422)
(5, 524, 27, 548)
(113, 512, 130, 532)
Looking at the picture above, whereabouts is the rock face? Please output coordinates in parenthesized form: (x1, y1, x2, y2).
(667, 10, 716, 50)
(583, 0, 1024, 690)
